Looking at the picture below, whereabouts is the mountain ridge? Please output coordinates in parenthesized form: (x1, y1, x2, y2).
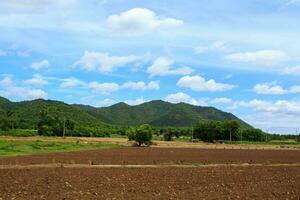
(0, 96, 252, 129)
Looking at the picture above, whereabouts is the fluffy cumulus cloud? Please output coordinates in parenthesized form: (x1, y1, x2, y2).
(74, 51, 143, 73)
(281, 65, 300, 75)
(88, 82, 119, 94)
(224, 50, 288, 65)
(164, 92, 208, 106)
(177, 75, 235, 92)
(106, 8, 183, 37)
(87, 80, 160, 94)
(0, 76, 47, 100)
(23, 74, 48, 86)
(30, 60, 50, 70)
(121, 81, 160, 90)
(252, 82, 300, 95)
(147, 57, 193, 77)
(238, 99, 300, 116)
(195, 41, 230, 54)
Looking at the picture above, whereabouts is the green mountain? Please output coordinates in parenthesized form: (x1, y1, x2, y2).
(75, 100, 252, 128)
(0, 97, 252, 129)
(0, 97, 105, 128)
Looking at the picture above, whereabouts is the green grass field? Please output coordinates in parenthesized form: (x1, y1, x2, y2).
(0, 139, 120, 157)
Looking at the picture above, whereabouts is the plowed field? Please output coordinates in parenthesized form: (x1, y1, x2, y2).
(0, 147, 299, 199)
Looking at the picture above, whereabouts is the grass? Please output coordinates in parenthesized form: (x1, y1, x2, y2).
(224, 140, 300, 145)
(0, 139, 120, 157)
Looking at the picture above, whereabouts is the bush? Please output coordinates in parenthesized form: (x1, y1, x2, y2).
(127, 124, 153, 146)
(240, 128, 266, 142)
(193, 120, 240, 142)
(163, 131, 173, 141)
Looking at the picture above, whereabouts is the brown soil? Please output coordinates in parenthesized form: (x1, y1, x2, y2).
(0, 147, 299, 166)
(0, 166, 299, 200)
(1, 147, 299, 199)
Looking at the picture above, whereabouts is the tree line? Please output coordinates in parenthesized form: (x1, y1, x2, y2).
(192, 120, 268, 142)
(1, 109, 299, 143)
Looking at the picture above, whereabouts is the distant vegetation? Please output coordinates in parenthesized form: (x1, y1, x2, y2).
(193, 120, 267, 142)
(0, 96, 299, 143)
(0, 96, 251, 129)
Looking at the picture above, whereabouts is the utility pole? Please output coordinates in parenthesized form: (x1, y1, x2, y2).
(240, 130, 242, 144)
(191, 126, 194, 141)
(63, 117, 66, 138)
(230, 128, 232, 144)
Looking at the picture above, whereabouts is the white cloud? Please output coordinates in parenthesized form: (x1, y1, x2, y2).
(147, 57, 193, 77)
(290, 85, 300, 93)
(125, 96, 146, 106)
(224, 50, 288, 65)
(121, 81, 160, 90)
(86, 80, 159, 94)
(281, 65, 300, 75)
(25, 89, 48, 99)
(241, 112, 300, 134)
(58, 76, 160, 94)
(238, 99, 300, 116)
(211, 97, 233, 105)
(252, 83, 287, 95)
(30, 60, 50, 70)
(165, 92, 206, 106)
(23, 74, 48, 86)
(195, 41, 230, 54)
(177, 75, 235, 92)
(88, 82, 119, 94)
(0, 76, 47, 100)
(252, 82, 300, 95)
(106, 8, 183, 37)
(74, 51, 143, 73)
(0, 76, 14, 87)
(60, 78, 85, 88)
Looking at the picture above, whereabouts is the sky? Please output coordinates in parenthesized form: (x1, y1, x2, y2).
(0, 0, 300, 134)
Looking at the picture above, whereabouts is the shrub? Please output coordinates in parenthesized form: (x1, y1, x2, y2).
(127, 124, 152, 146)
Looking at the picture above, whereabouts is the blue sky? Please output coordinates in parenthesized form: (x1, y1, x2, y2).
(0, 0, 300, 134)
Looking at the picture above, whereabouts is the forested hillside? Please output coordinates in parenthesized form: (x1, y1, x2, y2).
(0, 97, 252, 129)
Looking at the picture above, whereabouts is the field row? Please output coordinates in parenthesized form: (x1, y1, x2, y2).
(0, 166, 299, 200)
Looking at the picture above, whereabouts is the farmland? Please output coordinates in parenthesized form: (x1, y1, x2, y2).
(0, 137, 299, 199)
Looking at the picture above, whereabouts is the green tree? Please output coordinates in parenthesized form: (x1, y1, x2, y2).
(223, 120, 240, 141)
(66, 119, 75, 136)
(241, 128, 265, 141)
(127, 124, 153, 146)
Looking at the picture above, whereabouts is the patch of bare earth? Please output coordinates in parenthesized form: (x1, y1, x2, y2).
(0, 166, 299, 200)
(0, 147, 299, 165)
(0, 147, 299, 199)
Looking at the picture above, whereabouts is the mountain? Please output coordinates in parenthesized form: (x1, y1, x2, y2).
(0, 97, 252, 129)
(75, 100, 252, 128)
(0, 97, 105, 128)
